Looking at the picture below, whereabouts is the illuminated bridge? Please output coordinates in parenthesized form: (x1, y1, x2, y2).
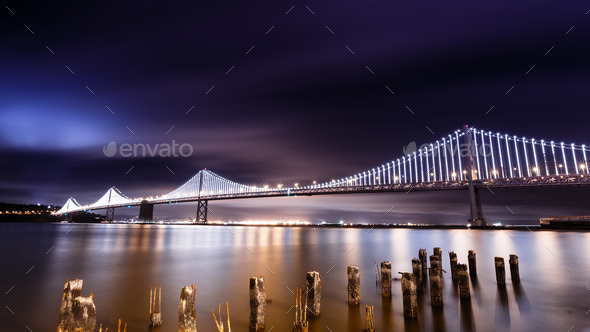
(54, 125, 590, 225)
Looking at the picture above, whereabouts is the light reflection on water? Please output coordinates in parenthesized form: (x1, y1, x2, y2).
(1, 223, 590, 331)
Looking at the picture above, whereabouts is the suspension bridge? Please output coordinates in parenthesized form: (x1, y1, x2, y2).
(54, 125, 590, 225)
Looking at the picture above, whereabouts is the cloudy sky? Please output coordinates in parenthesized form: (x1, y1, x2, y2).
(1, 1, 589, 224)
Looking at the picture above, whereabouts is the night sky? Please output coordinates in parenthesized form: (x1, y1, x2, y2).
(1, 1, 589, 224)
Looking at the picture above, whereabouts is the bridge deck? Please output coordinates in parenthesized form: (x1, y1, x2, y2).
(68, 174, 589, 213)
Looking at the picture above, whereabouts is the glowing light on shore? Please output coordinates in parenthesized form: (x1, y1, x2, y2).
(207, 220, 312, 226)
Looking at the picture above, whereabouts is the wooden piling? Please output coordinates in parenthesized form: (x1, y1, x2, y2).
(381, 261, 392, 297)
(419, 249, 428, 280)
(495, 257, 506, 286)
(347, 265, 360, 305)
(57, 278, 97, 332)
(509, 254, 520, 283)
(457, 264, 470, 298)
(468, 250, 477, 279)
(401, 273, 418, 318)
(306, 271, 321, 317)
(411, 258, 423, 290)
(149, 285, 162, 327)
(449, 252, 458, 282)
(178, 284, 197, 332)
(249, 277, 266, 330)
(429, 266, 443, 306)
(293, 286, 309, 332)
(364, 305, 375, 332)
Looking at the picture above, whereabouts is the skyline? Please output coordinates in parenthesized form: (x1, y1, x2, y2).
(1, 1, 590, 223)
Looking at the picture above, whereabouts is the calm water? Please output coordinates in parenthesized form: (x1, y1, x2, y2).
(1, 223, 590, 331)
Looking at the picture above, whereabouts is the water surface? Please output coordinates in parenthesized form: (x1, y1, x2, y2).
(1, 223, 589, 331)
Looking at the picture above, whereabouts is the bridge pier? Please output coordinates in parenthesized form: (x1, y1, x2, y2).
(463, 125, 487, 226)
(139, 200, 154, 222)
(196, 200, 208, 223)
(105, 207, 115, 222)
(64, 213, 73, 223)
(468, 185, 485, 226)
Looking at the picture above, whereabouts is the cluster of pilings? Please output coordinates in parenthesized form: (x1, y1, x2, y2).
(56, 281, 205, 332)
(402, 249, 519, 320)
(347, 248, 521, 327)
(57, 251, 521, 331)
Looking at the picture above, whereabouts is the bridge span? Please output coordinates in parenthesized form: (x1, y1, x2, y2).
(54, 125, 589, 225)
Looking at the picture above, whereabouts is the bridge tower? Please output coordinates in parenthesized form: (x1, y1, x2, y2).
(463, 125, 486, 226)
(104, 187, 116, 221)
(105, 207, 115, 221)
(196, 170, 208, 223)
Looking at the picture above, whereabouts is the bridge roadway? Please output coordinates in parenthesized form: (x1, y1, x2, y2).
(73, 174, 590, 214)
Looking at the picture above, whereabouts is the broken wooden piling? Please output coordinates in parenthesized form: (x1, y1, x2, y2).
(212, 302, 231, 332)
(429, 266, 443, 306)
(149, 285, 162, 327)
(457, 263, 470, 299)
(433, 247, 442, 264)
(401, 273, 418, 318)
(364, 305, 375, 332)
(495, 257, 506, 286)
(509, 254, 520, 283)
(178, 284, 197, 332)
(468, 250, 477, 279)
(411, 258, 423, 290)
(117, 319, 127, 332)
(306, 271, 321, 317)
(449, 252, 458, 282)
(293, 286, 309, 332)
(249, 276, 266, 330)
(347, 265, 360, 305)
(381, 261, 392, 297)
(57, 278, 97, 332)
